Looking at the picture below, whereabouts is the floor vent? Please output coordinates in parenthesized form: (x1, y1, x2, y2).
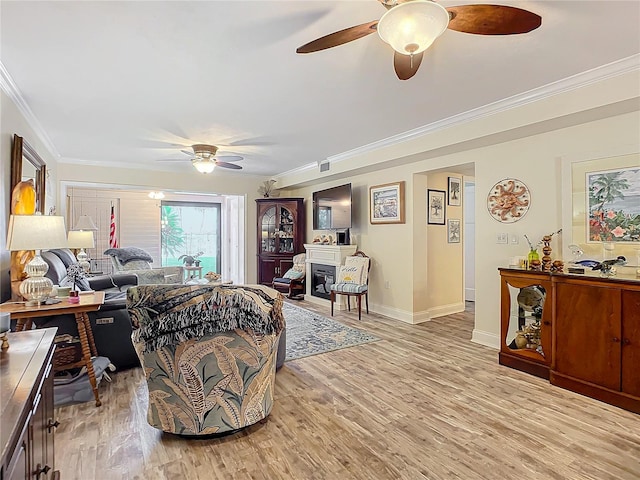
(319, 162, 330, 172)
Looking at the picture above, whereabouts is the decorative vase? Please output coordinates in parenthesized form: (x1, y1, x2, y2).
(528, 249, 539, 263)
(514, 331, 528, 349)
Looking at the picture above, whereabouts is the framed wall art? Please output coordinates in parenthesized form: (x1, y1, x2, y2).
(370, 181, 405, 224)
(448, 177, 461, 206)
(427, 189, 446, 225)
(447, 219, 461, 243)
(586, 166, 639, 243)
(487, 178, 531, 223)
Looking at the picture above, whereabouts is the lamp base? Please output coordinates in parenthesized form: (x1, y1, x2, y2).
(19, 253, 54, 306)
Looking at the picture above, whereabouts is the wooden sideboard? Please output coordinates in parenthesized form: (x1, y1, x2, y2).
(1, 328, 59, 480)
(499, 268, 640, 414)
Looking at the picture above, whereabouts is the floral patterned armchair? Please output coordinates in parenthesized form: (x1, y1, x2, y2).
(126, 283, 284, 436)
(104, 247, 183, 284)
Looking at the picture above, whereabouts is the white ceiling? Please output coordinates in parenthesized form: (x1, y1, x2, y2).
(1, 1, 639, 177)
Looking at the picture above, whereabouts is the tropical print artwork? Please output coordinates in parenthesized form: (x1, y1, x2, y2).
(587, 167, 640, 243)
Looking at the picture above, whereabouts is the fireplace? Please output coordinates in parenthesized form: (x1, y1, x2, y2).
(310, 264, 336, 300)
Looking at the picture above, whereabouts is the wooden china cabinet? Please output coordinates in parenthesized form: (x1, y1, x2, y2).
(256, 198, 305, 285)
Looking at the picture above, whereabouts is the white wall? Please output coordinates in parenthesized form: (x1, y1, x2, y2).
(1, 90, 59, 302)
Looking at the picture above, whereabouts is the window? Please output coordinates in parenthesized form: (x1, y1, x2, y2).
(161, 201, 222, 274)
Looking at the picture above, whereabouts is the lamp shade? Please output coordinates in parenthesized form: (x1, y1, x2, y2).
(377, 0, 449, 56)
(192, 159, 216, 174)
(74, 215, 98, 230)
(6, 215, 68, 251)
(67, 230, 95, 249)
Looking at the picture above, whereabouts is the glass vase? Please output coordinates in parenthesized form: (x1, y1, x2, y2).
(528, 249, 539, 263)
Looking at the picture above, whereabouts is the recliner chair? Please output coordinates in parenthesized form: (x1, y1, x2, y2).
(104, 247, 183, 284)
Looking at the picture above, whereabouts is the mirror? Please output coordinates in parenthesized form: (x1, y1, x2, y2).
(506, 283, 546, 358)
(11, 134, 46, 214)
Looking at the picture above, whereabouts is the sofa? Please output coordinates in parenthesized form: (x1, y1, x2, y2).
(126, 283, 285, 435)
(38, 248, 140, 369)
(104, 247, 183, 284)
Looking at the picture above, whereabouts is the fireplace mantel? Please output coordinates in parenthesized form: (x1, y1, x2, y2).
(304, 243, 357, 308)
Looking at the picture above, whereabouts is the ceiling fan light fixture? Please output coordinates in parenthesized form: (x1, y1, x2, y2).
(377, 0, 449, 56)
(192, 158, 216, 174)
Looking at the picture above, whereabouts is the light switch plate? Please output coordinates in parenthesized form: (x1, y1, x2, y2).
(511, 234, 519, 245)
(496, 233, 508, 244)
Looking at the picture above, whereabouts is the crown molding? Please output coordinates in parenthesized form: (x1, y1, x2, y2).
(0, 61, 61, 159)
(271, 160, 318, 182)
(315, 54, 639, 166)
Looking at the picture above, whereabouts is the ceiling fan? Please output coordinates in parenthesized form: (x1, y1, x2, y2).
(296, 0, 542, 80)
(157, 144, 243, 173)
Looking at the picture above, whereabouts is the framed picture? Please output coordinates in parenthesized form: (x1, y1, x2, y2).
(447, 219, 461, 243)
(370, 181, 405, 224)
(448, 177, 461, 206)
(427, 189, 446, 225)
(586, 166, 640, 243)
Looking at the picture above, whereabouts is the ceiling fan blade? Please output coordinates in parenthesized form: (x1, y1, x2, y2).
(296, 20, 378, 54)
(394, 51, 423, 80)
(215, 161, 243, 170)
(156, 158, 190, 162)
(215, 155, 243, 162)
(446, 5, 541, 35)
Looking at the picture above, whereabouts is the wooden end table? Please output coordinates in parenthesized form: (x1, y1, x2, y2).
(0, 291, 106, 407)
(183, 265, 203, 282)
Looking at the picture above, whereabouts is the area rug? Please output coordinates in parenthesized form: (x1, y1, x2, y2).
(283, 302, 380, 361)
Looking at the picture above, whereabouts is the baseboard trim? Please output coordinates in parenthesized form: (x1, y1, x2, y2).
(471, 329, 499, 350)
(465, 288, 475, 302)
(369, 303, 417, 324)
(429, 302, 465, 319)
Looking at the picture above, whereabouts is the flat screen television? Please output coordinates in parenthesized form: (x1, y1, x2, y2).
(313, 183, 352, 230)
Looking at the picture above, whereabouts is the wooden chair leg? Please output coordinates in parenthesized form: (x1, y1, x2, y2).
(365, 292, 369, 314)
(347, 296, 351, 311)
(357, 295, 362, 321)
(330, 291, 335, 316)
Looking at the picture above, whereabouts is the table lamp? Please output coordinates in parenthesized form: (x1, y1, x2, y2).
(67, 230, 95, 272)
(6, 214, 68, 306)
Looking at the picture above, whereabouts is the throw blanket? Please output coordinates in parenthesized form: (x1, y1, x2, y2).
(127, 284, 284, 353)
(104, 247, 154, 264)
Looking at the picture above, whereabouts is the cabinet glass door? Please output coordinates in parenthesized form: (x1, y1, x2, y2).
(277, 206, 295, 254)
(261, 207, 276, 253)
(506, 283, 547, 358)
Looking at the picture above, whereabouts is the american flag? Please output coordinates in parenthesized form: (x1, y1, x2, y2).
(109, 204, 119, 248)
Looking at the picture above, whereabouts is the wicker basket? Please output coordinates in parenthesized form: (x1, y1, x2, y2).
(53, 339, 83, 370)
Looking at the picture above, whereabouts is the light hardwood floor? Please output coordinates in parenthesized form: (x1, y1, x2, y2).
(54, 300, 640, 480)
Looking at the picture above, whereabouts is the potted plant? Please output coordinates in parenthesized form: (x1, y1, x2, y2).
(178, 251, 203, 267)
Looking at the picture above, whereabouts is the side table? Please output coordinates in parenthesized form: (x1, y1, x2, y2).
(183, 265, 203, 282)
(0, 292, 106, 407)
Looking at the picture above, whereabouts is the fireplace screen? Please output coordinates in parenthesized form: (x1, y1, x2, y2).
(310, 264, 336, 300)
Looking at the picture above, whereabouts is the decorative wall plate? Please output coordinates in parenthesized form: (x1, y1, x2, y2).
(487, 178, 531, 223)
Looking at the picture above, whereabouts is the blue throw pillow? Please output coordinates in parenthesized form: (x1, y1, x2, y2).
(283, 268, 304, 280)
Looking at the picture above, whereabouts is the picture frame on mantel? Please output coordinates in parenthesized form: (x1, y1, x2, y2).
(427, 189, 446, 225)
(448, 176, 461, 206)
(370, 181, 405, 224)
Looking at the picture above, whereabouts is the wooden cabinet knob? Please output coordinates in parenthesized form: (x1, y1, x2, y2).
(622, 338, 631, 346)
(612, 337, 620, 343)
